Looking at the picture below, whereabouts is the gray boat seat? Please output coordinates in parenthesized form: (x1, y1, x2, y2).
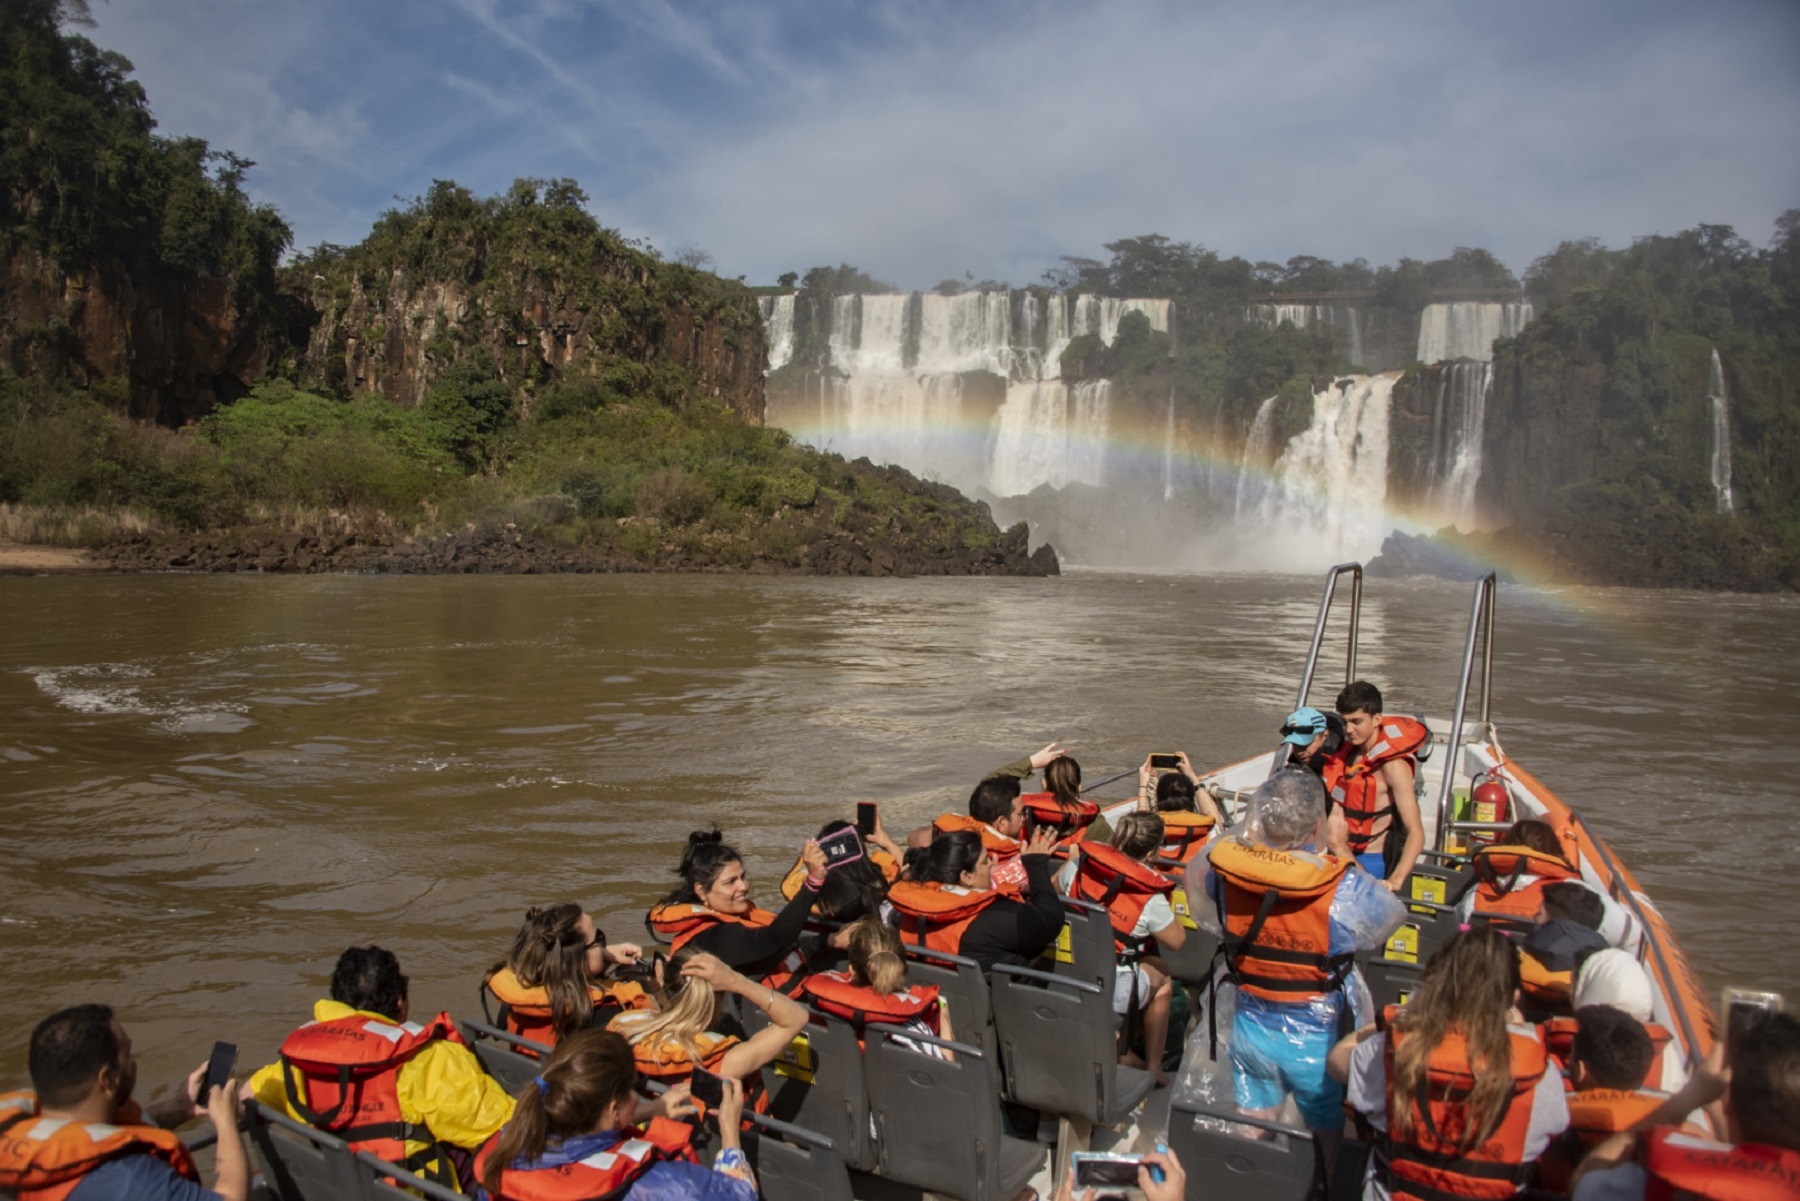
(246, 1102, 461, 1201)
(990, 963, 1155, 1125)
(901, 945, 994, 1055)
(1165, 1096, 1321, 1201)
(1354, 954, 1426, 1014)
(1378, 899, 1458, 966)
(456, 1017, 550, 1095)
(865, 1027, 1045, 1201)
(1409, 850, 1472, 909)
(737, 1108, 855, 1201)
(1048, 896, 1117, 989)
(748, 1005, 875, 1172)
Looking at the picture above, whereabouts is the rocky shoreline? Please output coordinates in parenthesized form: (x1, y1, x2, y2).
(79, 521, 1059, 578)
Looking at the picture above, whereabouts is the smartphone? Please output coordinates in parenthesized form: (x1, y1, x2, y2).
(1149, 753, 1181, 771)
(202, 1041, 237, 1099)
(688, 1067, 726, 1109)
(1072, 1152, 1145, 1188)
(856, 801, 878, 838)
(1722, 987, 1782, 1055)
(818, 826, 864, 868)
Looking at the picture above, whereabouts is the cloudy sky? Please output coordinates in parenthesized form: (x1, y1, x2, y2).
(89, 0, 1800, 290)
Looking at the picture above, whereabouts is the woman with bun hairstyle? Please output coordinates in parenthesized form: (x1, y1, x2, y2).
(482, 904, 656, 1054)
(888, 825, 1064, 971)
(606, 949, 807, 1097)
(647, 829, 827, 988)
(799, 915, 954, 1054)
(475, 1027, 757, 1200)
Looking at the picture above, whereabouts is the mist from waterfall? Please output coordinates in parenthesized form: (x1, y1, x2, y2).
(1710, 349, 1735, 514)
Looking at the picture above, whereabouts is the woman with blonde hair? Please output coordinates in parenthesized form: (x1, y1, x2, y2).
(606, 949, 806, 1097)
(799, 916, 954, 1054)
(482, 904, 655, 1053)
(1328, 927, 1569, 1201)
(475, 1027, 756, 1199)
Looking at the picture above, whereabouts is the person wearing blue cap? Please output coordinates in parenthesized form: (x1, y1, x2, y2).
(1280, 707, 1354, 862)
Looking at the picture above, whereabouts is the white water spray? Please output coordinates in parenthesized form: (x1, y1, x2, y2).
(1425, 362, 1492, 526)
(1248, 375, 1397, 567)
(1709, 349, 1735, 514)
(1415, 302, 1532, 364)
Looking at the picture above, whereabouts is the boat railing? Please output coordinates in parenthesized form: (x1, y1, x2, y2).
(1433, 573, 1497, 851)
(1272, 562, 1364, 781)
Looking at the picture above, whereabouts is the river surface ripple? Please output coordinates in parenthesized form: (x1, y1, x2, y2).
(1, 572, 1794, 1095)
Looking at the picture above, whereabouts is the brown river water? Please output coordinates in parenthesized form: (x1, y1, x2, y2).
(1, 571, 1795, 1105)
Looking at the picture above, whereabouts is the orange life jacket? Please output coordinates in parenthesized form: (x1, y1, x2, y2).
(1069, 842, 1177, 957)
(1156, 810, 1217, 869)
(1641, 1129, 1800, 1201)
(0, 1090, 198, 1201)
(1467, 846, 1582, 928)
(1209, 838, 1353, 1002)
(643, 902, 804, 989)
(1519, 950, 1575, 1013)
(799, 971, 941, 1042)
(611, 1023, 739, 1084)
(278, 1009, 463, 1187)
(1544, 1017, 1674, 1090)
(1381, 1017, 1550, 1201)
(887, 880, 1000, 957)
(1534, 1085, 1669, 1193)
(481, 969, 651, 1056)
(1019, 792, 1099, 847)
(778, 845, 900, 900)
(1330, 715, 1428, 853)
(473, 1115, 697, 1201)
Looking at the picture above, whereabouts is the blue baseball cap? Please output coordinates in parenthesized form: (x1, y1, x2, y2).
(1281, 707, 1329, 746)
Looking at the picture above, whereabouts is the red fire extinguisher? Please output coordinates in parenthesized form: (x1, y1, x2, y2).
(1469, 768, 1510, 848)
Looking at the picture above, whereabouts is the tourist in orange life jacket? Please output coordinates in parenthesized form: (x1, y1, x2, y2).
(1135, 751, 1224, 867)
(606, 949, 807, 1096)
(247, 945, 515, 1190)
(1535, 1006, 1665, 1194)
(1566, 951, 1686, 1094)
(482, 905, 657, 1055)
(0, 1003, 249, 1201)
(1457, 821, 1643, 954)
(646, 829, 826, 990)
(799, 915, 954, 1055)
(1569, 1012, 1800, 1201)
(1280, 708, 1356, 860)
(777, 819, 898, 923)
(1328, 681, 1426, 890)
(909, 743, 1070, 892)
(1517, 884, 1612, 1017)
(1189, 770, 1406, 1181)
(1060, 813, 1187, 1086)
(475, 1028, 757, 1201)
(889, 825, 1064, 971)
(1329, 927, 1571, 1201)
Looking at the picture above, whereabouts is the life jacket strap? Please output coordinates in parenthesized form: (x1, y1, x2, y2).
(282, 1059, 352, 1129)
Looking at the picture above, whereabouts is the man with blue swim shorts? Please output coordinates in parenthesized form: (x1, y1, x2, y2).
(1186, 771, 1404, 1185)
(1329, 680, 1425, 892)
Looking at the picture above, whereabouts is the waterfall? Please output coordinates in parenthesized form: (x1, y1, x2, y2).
(1252, 375, 1396, 564)
(1161, 388, 1176, 502)
(1233, 395, 1281, 519)
(1415, 302, 1532, 364)
(758, 295, 795, 371)
(1425, 362, 1492, 525)
(1709, 349, 1735, 514)
(989, 380, 1113, 497)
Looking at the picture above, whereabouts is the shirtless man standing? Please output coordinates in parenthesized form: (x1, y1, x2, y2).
(1329, 681, 1425, 892)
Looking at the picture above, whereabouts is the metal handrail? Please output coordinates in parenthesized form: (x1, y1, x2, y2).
(1433, 573, 1497, 850)
(1273, 562, 1363, 780)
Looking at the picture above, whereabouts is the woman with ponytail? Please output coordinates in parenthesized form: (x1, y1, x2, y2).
(646, 829, 826, 989)
(607, 949, 807, 1097)
(481, 905, 656, 1053)
(799, 916, 954, 1055)
(1328, 927, 1569, 1201)
(475, 1028, 756, 1200)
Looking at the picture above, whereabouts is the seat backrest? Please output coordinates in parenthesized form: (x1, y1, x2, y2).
(1378, 904, 1457, 967)
(1049, 897, 1116, 989)
(1166, 1095, 1320, 1201)
(357, 1151, 464, 1201)
(1156, 926, 1221, 985)
(456, 1017, 550, 1096)
(1355, 954, 1426, 1014)
(902, 946, 993, 1054)
(738, 1109, 855, 1201)
(758, 1009, 873, 1172)
(865, 1027, 1010, 1201)
(247, 1102, 376, 1201)
(990, 963, 1150, 1125)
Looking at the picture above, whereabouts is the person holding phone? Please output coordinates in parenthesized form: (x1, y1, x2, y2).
(483, 904, 657, 1055)
(476, 1028, 758, 1200)
(647, 829, 826, 990)
(0, 1004, 250, 1201)
(1136, 751, 1223, 864)
(777, 818, 900, 921)
(1052, 1147, 1186, 1201)
(607, 950, 807, 1100)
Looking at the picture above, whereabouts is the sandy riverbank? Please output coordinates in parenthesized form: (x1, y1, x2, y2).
(0, 541, 96, 573)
